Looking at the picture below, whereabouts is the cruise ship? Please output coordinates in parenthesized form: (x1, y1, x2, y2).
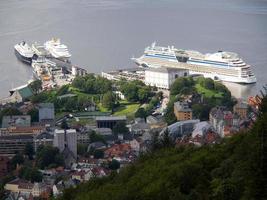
(44, 38, 71, 60)
(14, 41, 34, 64)
(133, 42, 256, 84)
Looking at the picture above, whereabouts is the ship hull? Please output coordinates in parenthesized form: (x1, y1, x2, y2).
(14, 48, 32, 65)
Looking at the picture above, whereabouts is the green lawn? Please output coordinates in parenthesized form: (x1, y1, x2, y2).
(113, 101, 140, 117)
(195, 84, 223, 98)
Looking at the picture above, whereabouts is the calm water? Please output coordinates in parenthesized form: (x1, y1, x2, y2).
(0, 0, 266, 99)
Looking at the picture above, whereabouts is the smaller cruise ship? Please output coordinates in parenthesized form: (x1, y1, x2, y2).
(14, 41, 34, 64)
(44, 38, 71, 60)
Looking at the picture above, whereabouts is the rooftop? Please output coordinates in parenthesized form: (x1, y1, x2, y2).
(96, 116, 127, 121)
(174, 101, 192, 112)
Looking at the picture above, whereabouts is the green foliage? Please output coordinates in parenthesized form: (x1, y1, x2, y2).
(72, 74, 112, 94)
(120, 80, 153, 103)
(10, 153, 24, 170)
(94, 149, 104, 159)
(77, 144, 88, 156)
(112, 121, 129, 135)
(89, 131, 106, 144)
(170, 77, 195, 95)
(27, 108, 39, 122)
(135, 107, 147, 119)
(24, 142, 34, 160)
(192, 103, 212, 121)
(108, 159, 120, 170)
(35, 145, 64, 169)
(18, 166, 43, 183)
(28, 79, 42, 95)
(60, 96, 267, 200)
(57, 84, 70, 96)
(102, 91, 115, 110)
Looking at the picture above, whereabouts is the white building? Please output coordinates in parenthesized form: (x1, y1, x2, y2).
(53, 129, 77, 158)
(145, 67, 189, 89)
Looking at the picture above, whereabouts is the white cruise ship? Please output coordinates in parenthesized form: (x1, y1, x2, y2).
(133, 42, 256, 84)
(44, 38, 71, 59)
(14, 41, 34, 64)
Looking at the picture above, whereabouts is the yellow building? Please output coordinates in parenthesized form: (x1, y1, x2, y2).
(174, 101, 192, 121)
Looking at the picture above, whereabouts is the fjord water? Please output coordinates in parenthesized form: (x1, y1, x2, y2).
(0, 0, 266, 98)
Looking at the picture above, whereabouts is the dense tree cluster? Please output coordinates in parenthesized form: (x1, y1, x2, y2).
(60, 96, 267, 200)
(35, 145, 64, 169)
(72, 74, 112, 94)
(18, 166, 43, 183)
(119, 80, 153, 103)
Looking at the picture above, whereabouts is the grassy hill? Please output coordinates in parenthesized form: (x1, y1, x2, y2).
(60, 98, 267, 200)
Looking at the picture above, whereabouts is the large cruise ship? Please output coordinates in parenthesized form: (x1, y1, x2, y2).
(133, 43, 256, 84)
(14, 41, 34, 64)
(44, 38, 71, 59)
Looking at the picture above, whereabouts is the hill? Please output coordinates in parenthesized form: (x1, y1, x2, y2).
(60, 98, 267, 200)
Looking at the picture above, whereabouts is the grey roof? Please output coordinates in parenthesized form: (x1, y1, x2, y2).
(174, 101, 192, 112)
(234, 102, 248, 109)
(89, 142, 106, 149)
(192, 121, 213, 138)
(146, 115, 159, 124)
(38, 103, 54, 109)
(35, 132, 54, 140)
(0, 134, 33, 140)
(131, 123, 150, 131)
(96, 116, 127, 121)
(2, 115, 31, 128)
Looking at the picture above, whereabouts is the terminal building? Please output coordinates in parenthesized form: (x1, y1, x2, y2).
(96, 116, 127, 129)
(144, 67, 189, 89)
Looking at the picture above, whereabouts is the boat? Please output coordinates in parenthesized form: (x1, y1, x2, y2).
(14, 41, 34, 64)
(44, 38, 71, 60)
(132, 42, 257, 84)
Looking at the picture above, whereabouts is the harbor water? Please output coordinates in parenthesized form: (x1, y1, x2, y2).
(0, 0, 266, 99)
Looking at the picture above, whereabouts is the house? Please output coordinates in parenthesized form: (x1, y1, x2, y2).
(2, 115, 31, 128)
(130, 122, 150, 136)
(88, 142, 107, 150)
(104, 143, 131, 158)
(174, 101, 192, 121)
(4, 179, 33, 195)
(234, 101, 249, 119)
(7, 84, 33, 103)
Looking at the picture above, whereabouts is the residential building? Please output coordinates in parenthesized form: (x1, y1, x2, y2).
(34, 132, 54, 151)
(130, 122, 150, 136)
(3, 84, 33, 104)
(96, 116, 127, 129)
(145, 67, 189, 89)
(38, 103, 55, 122)
(2, 115, 31, 128)
(0, 135, 33, 155)
(77, 132, 90, 145)
(174, 101, 192, 121)
(233, 101, 249, 119)
(0, 126, 45, 136)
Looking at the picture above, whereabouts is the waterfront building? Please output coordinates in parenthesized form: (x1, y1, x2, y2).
(174, 101, 192, 121)
(2, 115, 31, 128)
(4, 84, 33, 104)
(145, 67, 189, 89)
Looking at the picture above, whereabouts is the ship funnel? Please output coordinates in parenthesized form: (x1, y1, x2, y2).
(151, 41, 156, 48)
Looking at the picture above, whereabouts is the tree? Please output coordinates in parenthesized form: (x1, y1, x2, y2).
(61, 119, 69, 129)
(57, 85, 70, 96)
(24, 142, 34, 160)
(138, 87, 151, 103)
(19, 167, 43, 183)
(27, 108, 39, 122)
(102, 91, 115, 110)
(170, 77, 194, 95)
(112, 121, 129, 135)
(29, 79, 42, 95)
(36, 146, 64, 169)
(93, 149, 104, 159)
(108, 159, 120, 170)
(10, 153, 24, 170)
(77, 144, 88, 156)
(160, 128, 174, 148)
(135, 107, 147, 119)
